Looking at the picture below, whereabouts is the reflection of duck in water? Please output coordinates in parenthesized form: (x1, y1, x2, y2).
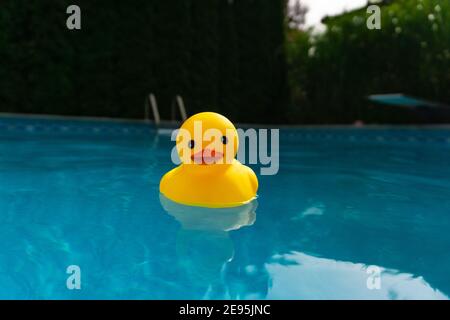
(159, 194, 257, 299)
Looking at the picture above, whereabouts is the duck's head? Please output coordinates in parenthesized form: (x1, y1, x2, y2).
(176, 112, 238, 165)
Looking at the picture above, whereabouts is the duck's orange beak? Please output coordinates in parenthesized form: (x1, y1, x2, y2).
(191, 149, 224, 165)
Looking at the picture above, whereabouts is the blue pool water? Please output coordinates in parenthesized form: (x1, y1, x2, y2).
(0, 116, 450, 299)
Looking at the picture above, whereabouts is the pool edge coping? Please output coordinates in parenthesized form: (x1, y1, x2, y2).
(1, 112, 450, 130)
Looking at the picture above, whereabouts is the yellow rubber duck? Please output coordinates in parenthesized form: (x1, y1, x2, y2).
(160, 112, 258, 208)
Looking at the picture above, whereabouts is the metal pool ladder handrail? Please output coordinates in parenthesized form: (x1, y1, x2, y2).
(145, 93, 160, 124)
(171, 95, 187, 123)
(144, 93, 187, 125)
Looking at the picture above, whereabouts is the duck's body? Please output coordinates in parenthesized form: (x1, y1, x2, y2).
(160, 159, 258, 208)
(159, 112, 259, 208)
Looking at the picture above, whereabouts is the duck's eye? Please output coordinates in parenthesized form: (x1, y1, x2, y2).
(188, 140, 195, 149)
(221, 136, 228, 145)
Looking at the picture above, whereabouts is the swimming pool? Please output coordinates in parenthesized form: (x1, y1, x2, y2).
(0, 116, 449, 299)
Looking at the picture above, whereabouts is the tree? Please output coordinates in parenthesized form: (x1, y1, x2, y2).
(287, 0, 308, 30)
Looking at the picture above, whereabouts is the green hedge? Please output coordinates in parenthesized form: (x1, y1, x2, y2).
(287, 0, 450, 124)
(0, 0, 289, 123)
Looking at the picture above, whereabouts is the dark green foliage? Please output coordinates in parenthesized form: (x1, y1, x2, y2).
(188, 0, 220, 115)
(151, 1, 191, 120)
(287, 0, 450, 124)
(234, 0, 290, 123)
(0, 0, 289, 123)
(217, 0, 240, 120)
